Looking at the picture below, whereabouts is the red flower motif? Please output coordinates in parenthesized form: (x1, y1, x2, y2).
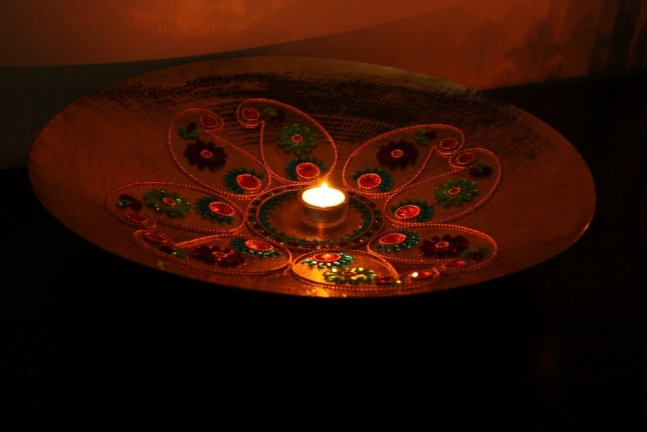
(377, 140, 419, 169)
(419, 235, 469, 259)
(184, 140, 227, 170)
(192, 245, 245, 267)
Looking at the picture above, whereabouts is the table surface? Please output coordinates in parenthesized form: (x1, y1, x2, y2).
(2, 73, 646, 430)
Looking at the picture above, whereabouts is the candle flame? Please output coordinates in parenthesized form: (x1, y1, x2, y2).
(321, 182, 328, 189)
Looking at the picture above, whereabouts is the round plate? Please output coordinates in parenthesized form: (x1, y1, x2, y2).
(28, 57, 595, 298)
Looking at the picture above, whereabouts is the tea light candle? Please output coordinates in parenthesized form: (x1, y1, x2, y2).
(298, 183, 349, 228)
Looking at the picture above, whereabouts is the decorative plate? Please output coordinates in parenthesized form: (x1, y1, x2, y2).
(29, 57, 595, 297)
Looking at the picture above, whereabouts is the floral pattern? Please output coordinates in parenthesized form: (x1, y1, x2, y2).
(390, 199, 434, 222)
(195, 196, 235, 224)
(276, 124, 317, 154)
(185, 140, 228, 170)
(303, 252, 354, 268)
(323, 266, 377, 285)
(434, 178, 478, 207)
(143, 189, 191, 217)
(376, 230, 422, 253)
(284, 156, 328, 181)
(107, 98, 501, 296)
(350, 167, 394, 192)
(377, 140, 419, 169)
(191, 244, 245, 267)
(419, 235, 469, 259)
(223, 167, 264, 194)
(230, 237, 282, 258)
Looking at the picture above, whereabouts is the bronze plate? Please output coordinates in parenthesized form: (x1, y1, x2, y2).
(28, 57, 595, 297)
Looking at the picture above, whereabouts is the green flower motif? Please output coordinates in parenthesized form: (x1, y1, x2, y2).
(323, 266, 377, 285)
(276, 124, 317, 154)
(303, 252, 354, 269)
(143, 189, 191, 217)
(434, 178, 478, 207)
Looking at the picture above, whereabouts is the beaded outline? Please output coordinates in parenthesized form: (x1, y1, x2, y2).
(167, 108, 273, 200)
(244, 185, 385, 252)
(235, 98, 339, 187)
(106, 181, 245, 235)
(341, 124, 466, 198)
(133, 231, 292, 276)
(384, 148, 502, 226)
(291, 250, 402, 292)
(366, 224, 498, 274)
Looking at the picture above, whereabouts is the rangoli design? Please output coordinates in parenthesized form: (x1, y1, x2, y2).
(105, 98, 502, 293)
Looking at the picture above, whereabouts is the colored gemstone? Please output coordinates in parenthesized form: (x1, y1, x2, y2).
(376, 276, 397, 286)
(457, 153, 476, 165)
(125, 211, 147, 222)
(440, 138, 458, 150)
(379, 233, 407, 245)
(296, 162, 320, 179)
(162, 197, 177, 206)
(201, 115, 218, 127)
(291, 133, 304, 143)
(200, 149, 214, 159)
(245, 239, 273, 252)
(242, 107, 260, 120)
(313, 252, 341, 263)
(357, 173, 382, 190)
(390, 149, 404, 158)
(208, 202, 234, 216)
(435, 241, 450, 250)
(394, 204, 421, 220)
(448, 187, 462, 196)
(236, 174, 261, 191)
(444, 260, 467, 268)
(411, 270, 436, 280)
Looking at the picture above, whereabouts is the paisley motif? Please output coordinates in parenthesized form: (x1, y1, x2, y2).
(106, 98, 502, 293)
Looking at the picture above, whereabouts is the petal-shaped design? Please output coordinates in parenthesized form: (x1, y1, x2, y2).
(168, 108, 271, 199)
(106, 182, 245, 234)
(384, 148, 501, 225)
(245, 185, 384, 252)
(367, 225, 497, 273)
(236, 99, 338, 185)
(133, 231, 291, 275)
(291, 250, 402, 291)
(342, 124, 465, 197)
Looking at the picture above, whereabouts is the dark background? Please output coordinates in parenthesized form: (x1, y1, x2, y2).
(2, 73, 646, 430)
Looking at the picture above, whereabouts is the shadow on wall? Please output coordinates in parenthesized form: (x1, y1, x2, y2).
(1, 0, 646, 170)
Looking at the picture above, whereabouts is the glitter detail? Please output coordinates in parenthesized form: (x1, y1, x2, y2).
(376, 230, 421, 253)
(195, 196, 235, 224)
(435, 178, 478, 206)
(419, 235, 469, 258)
(144, 189, 191, 217)
(351, 168, 394, 192)
(277, 124, 317, 154)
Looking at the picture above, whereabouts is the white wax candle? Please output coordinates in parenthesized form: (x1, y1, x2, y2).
(300, 183, 345, 208)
